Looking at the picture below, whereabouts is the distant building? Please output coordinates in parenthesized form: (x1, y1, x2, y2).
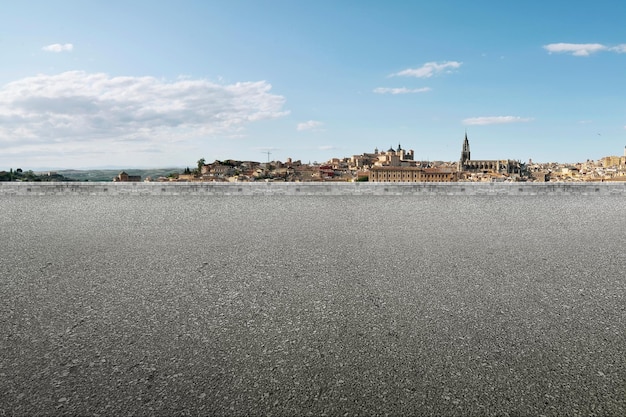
(351, 144, 415, 169)
(369, 166, 458, 182)
(458, 132, 521, 175)
(601, 155, 624, 167)
(113, 171, 141, 182)
(374, 144, 415, 167)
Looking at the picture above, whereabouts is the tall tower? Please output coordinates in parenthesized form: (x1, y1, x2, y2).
(459, 131, 471, 171)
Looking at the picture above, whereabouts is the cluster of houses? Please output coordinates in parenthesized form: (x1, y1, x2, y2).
(113, 136, 626, 183)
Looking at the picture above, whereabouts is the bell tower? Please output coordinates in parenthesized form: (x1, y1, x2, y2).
(459, 131, 470, 171)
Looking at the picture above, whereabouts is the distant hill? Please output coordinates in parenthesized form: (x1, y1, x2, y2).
(48, 168, 184, 182)
(0, 170, 77, 182)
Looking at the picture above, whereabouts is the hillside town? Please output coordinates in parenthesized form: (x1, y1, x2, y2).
(4, 134, 625, 183)
(133, 134, 626, 184)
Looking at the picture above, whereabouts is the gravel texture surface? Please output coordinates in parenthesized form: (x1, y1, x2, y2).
(1, 195, 625, 416)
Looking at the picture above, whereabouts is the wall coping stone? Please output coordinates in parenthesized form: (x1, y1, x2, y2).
(1, 181, 625, 196)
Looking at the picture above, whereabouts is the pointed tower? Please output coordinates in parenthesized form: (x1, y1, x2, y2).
(459, 131, 471, 171)
(397, 143, 405, 160)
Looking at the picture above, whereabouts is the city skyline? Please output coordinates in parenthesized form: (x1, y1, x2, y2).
(1, 1, 626, 170)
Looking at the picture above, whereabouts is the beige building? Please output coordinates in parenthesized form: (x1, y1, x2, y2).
(601, 155, 624, 167)
(113, 171, 141, 182)
(351, 144, 415, 169)
(369, 166, 458, 182)
(374, 144, 415, 167)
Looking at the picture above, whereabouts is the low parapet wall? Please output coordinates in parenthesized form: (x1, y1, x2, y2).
(2, 181, 626, 196)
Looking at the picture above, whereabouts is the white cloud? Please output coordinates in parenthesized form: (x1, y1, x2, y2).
(42, 43, 74, 52)
(463, 116, 533, 126)
(392, 61, 462, 78)
(610, 44, 626, 53)
(543, 43, 610, 56)
(297, 120, 323, 131)
(373, 87, 431, 94)
(0, 71, 288, 151)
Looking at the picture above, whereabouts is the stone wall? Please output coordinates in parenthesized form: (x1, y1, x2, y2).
(2, 181, 626, 196)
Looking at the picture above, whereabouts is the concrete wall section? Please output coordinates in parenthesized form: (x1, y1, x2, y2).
(1, 181, 626, 196)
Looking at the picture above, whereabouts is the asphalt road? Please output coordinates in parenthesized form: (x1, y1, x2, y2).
(1, 195, 625, 416)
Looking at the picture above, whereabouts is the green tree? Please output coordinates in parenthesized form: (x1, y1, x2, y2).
(197, 158, 206, 173)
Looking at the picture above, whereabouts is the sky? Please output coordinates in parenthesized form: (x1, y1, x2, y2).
(1, 0, 626, 170)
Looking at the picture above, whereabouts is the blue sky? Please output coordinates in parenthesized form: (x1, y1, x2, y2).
(1, 0, 626, 169)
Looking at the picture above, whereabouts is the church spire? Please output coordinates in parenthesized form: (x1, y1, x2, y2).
(459, 131, 471, 171)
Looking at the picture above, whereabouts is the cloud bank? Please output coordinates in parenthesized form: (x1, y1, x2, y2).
(0, 71, 288, 151)
(392, 61, 462, 78)
(463, 116, 533, 126)
(42, 43, 74, 52)
(373, 87, 431, 94)
(543, 42, 626, 56)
